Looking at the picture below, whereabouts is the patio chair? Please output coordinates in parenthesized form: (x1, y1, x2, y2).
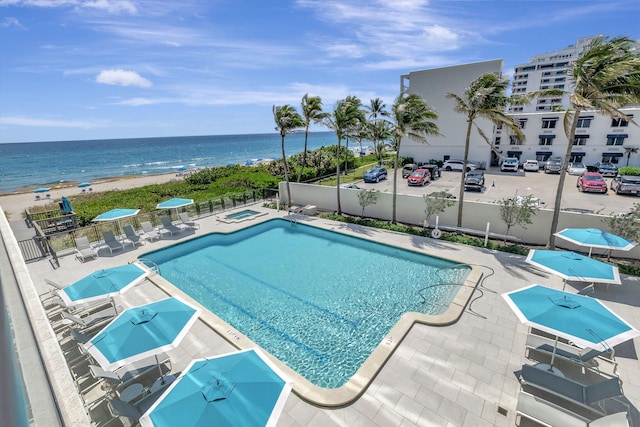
(140, 221, 161, 242)
(123, 225, 144, 247)
(75, 236, 98, 262)
(516, 390, 629, 427)
(61, 305, 120, 332)
(101, 230, 126, 254)
(160, 216, 185, 236)
(178, 212, 199, 230)
(107, 380, 174, 424)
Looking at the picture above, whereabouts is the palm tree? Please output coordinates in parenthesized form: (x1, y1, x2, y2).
(389, 93, 440, 223)
(547, 36, 640, 249)
(366, 119, 393, 165)
(447, 72, 524, 227)
(297, 94, 329, 182)
(273, 105, 304, 208)
(364, 97, 390, 159)
(322, 97, 365, 214)
(624, 146, 639, 167)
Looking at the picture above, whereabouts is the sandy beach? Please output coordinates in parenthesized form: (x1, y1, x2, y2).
(0, 173, 182, 221)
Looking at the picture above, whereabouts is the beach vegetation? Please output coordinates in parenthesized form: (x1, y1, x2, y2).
(298, 94, 329, 183)
(446, 72, 525, 228)
(388, 93, 440, 223)
(273, 104, 305, 208)
(546, 36, 640, 249)
(322, 96, 367, 214)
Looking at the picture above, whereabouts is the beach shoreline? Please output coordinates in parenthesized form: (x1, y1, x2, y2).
(0, 172, 183, 220)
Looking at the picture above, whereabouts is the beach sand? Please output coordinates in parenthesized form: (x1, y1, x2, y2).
(0, 173, 182, 221)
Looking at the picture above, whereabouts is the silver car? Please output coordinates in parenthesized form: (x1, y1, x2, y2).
(567, 162, 586, 175)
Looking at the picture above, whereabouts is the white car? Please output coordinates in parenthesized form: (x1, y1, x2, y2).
(442, 159, 477, 172)
(340, 183, 362, 189)
(500, 158, 519, 172)
(567, 162, 587, 176)
(523, 160, 540, 172)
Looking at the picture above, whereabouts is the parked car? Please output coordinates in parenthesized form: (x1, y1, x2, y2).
(576, 172, 608, 193)
(417, 164, 441, 180)
(567, 162, 587, 176)
(500, 158, 519, 172)
(407, 169, 431, 186)
(522, 160, 539, 172)
(544, 157, 563, 174)
(610, 175, 640, 195)
(464, 171, 485, 191)
(514, 195, 544, 209)
(340, 183, 362, 189)
(401, 163, 418, 179)
(363, 167, 388, 183)
(442, 159, 477, 172)
(595, 162, 619, 177)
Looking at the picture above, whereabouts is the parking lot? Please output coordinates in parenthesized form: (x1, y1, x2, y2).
(357, 167, 639, 215)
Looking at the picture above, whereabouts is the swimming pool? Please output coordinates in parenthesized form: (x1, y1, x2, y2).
(217, 208, 266, 223)
(143, 219, 474, 402)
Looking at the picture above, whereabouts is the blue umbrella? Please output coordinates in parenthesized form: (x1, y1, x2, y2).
(139, 348, 293, 427)
(156, 198, 194, 210)
(78, 182, 91, 188)
(34, 187, 50, 193)
(554, 228, 637, 257)
(503, 284, 639, 353)
(85, 297, 200, 370)
(93, 208, 140, 234)
(61, 196, 73, 214)
(526, 249, 621, 285)
(58, 263, 149, 306)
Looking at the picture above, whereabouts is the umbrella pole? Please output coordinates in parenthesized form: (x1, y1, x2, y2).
(549, 335, 559, 371)
(156, 354, 164, 385)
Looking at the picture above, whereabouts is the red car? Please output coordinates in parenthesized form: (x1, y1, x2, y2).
(577, 172, 608, 193)
(407, 169, 431, 186)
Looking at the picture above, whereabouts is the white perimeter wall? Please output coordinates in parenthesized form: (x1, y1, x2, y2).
(280, 182, 640, 260)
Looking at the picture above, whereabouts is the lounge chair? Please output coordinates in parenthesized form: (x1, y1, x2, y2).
(75, 236, 98, 262)
(89, 353, 170, 391)
(519, 364, 626, 413)
(123, 225, 144, 247)
(61, 305, 120, 332)
(160, 216, 185, 236)
(516, 391, 629, 427)
(140, 221, 161, 242)
(101, 230, 126, 254)
(107, 380, 175, 424)
(178, 212, 199, 230)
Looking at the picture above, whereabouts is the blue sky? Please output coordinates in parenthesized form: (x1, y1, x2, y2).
(0, 0, 638, 143)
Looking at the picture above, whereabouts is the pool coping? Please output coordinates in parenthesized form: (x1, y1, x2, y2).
(215, 209, 268, 223)
(143, 214, 484, 408)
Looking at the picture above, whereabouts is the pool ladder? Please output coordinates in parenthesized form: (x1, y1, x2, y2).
(136, 258, 161, 275)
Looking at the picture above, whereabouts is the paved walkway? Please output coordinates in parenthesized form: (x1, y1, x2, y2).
(25, 207, 640, 426)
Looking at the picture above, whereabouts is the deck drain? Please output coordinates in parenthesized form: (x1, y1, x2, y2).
(497, 406, 508, 416)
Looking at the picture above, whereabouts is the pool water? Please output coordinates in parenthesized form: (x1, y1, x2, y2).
(144, 219, 470, 389)
(225, 209, 260, 220)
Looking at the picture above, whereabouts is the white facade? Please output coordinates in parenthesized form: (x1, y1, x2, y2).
(399, 59, 504, 168)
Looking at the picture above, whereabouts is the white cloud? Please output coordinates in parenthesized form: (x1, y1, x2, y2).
(82, 0, 136, 14)
(96, 69, 152, 87)
(0, 115, 105, 128)
(0, 17, 26, 29)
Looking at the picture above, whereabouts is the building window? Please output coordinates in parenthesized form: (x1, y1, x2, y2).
(602, 156, 621, 165)
(518, 119, 527, 129)
(606, 135, 627, 146)
(542, 118, 558, 129)
(495, 137, 501, 146)
(576, 117, 592, 128)
(573, 135, 589, 146)
(570, 154, 584, 162)
(539, 136, 555, 146)
(509, 135, 521, 145)
(553, 84, 565, 89)
(611, 116, 632, 127)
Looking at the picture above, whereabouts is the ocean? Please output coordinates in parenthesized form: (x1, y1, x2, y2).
(0, 132, 342, 194)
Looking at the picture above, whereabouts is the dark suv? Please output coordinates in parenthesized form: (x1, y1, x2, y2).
(595, 162, 619, 177)
(544, 157, 563, 174)
(464, 171, 485, 191)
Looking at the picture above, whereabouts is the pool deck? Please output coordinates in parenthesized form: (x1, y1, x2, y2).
(24, 206, 640, 426)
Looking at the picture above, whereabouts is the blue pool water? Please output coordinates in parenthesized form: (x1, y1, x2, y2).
(143, 219, 470, 388)
(224, 209, 260, 220)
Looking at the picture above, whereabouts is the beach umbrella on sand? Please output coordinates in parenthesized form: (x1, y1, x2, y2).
(526, 249, 621, 286)
(34, 187, 50, 193)
(139, 348, 293, 427)
(554, 228, 637, 258)
(503, 284, 639, 370)
(78, 182, 91, 188)
(93, 208, 140, 234)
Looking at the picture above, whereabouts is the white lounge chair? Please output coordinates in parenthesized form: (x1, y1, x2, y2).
(61, 305, 120, 332)
(123, 225, 144, 247)
(101, 230, 126, 254)
(140, 221, 161, 242)
(178, 212, 199, 230)
(75, 236, 98, 262)
(516, 391, 629, 426)
(160, 216, 185, 236)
